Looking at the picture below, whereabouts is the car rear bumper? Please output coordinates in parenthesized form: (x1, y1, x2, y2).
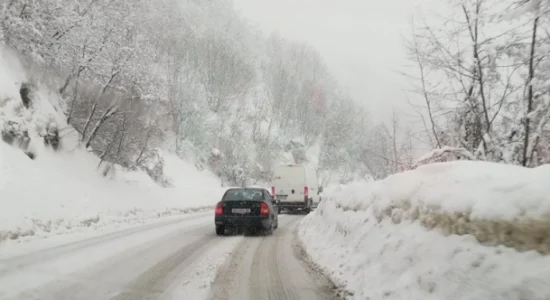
(215, 215, 272, 229)
(276, 201, 308, 209)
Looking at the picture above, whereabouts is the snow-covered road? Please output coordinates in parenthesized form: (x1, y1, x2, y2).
(208, 216, 335, 300)
(0, 213, 337, 300)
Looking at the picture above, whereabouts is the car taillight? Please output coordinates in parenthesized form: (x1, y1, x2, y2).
(260, 202, 269, 216)
(215, 202, 223, 215)
(304, 186, 309, 198)
(271, 186, 275, 196)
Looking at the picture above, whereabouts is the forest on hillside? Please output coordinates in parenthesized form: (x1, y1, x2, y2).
(2, 0, 547, 187)
(0, 0, 413, 186)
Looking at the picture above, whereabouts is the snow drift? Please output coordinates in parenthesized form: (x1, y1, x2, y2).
(299, 160, 550, 300)
(0, 47, 225, 243)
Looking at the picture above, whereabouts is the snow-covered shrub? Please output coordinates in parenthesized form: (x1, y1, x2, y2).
(42, 122, 59, 150)
(0, 81, 50, 159)
(19, 82, 32, 108)
(1, 119, 29, 149)
(412, 146, 475, 169)
(284, 138, 308, 164)
(136, 149, 172, 187)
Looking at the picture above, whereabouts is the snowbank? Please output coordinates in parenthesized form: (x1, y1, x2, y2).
(0, 138, 225, 242)
(298, 160, 550, 300)
(0, 47, 226, 243)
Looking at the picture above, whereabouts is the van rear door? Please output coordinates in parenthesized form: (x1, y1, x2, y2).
(273, 165, 306, 202)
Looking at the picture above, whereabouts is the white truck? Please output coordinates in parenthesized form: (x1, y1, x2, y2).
(271, 164, 323, 214)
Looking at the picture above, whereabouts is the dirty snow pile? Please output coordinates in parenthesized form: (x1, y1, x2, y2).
(299, 160, 550, 300)
(0, 48, 225, 243)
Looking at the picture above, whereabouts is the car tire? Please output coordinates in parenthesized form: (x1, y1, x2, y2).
(216, 225, 225, 236)
(304, 199, 313, 214)
(263, 224, 274, 236)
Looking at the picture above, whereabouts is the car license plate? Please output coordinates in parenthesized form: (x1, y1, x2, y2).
(232, 208, 251, 214)
(277, 195, 288, 200)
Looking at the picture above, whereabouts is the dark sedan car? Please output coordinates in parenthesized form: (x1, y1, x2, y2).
(214, 187, 279, 236)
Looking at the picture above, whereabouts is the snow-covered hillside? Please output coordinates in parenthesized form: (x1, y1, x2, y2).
(299, 160, 550, 300)
(0, 47, 226, 243)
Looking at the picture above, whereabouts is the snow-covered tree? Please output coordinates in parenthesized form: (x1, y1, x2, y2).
(406, 0, 550, 167)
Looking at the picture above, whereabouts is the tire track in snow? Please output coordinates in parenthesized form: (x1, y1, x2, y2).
(248, 223, 294, 300)
(208, 215, 338, 300)
(0, 212, 210, 275)
(0, 214, 213, 300)
(207, 234, 260, 300)
(110, 232, 219, 300)
(161, 235, 244, 300)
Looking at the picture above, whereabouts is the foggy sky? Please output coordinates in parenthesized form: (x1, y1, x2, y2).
(232, 0, 425, 123)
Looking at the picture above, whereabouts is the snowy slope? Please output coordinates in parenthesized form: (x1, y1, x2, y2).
(299, 160, 550, 300)
(0, 47, 226, 243)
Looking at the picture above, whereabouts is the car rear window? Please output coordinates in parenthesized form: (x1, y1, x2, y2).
(223, 189, 265, 201)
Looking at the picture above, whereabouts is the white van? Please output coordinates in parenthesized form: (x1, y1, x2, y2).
(271, 164, 322, 213)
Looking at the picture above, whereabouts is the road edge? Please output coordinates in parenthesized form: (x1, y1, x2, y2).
(0, 206, 216, 245)
(292, 220, 352, 300)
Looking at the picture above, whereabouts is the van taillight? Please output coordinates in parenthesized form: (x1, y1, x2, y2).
(215, 202, 223, 215)
(260, 202, 269, 215)
(271, 186, 275, 196)
(304, 186, 309, 198)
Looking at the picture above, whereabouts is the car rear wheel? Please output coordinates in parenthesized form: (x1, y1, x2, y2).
(216, 225, 225, 236)
(262, 224, 273, 236)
